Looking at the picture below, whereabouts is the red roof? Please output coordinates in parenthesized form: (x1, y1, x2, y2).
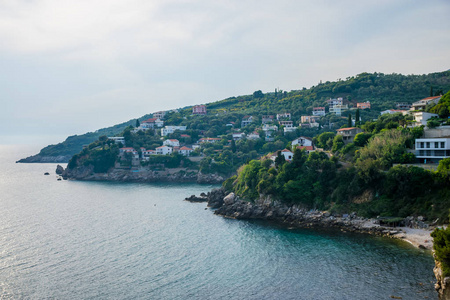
(120, 147, 134, 150)
(297, 146, 314, 151)
(336, 127, 359, 131)
(180, 146, 193, 150)
(180, 134, 190, 137)
(281, 149, 293, 153)
(143, 118, 157, 123)
(420, 96, 441, 101)
(168, 139, 179, 142)
(313, 107, 325, 110)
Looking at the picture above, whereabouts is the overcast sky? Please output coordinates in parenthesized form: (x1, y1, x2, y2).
(1, 0, 450, 146)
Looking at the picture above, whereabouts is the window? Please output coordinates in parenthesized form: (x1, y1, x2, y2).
(441, 142, 445, 148)
(435, 142, 439, 148)
(426, 142, 430, 148)
(420, 142, 424, 148)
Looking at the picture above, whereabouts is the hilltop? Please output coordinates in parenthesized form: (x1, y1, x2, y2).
(17, 70, 450, 163)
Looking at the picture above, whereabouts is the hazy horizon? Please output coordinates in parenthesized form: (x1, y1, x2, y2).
(1, 0, 450, 146)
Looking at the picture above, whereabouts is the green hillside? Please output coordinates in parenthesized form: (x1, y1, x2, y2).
(25, 70, 450, 160)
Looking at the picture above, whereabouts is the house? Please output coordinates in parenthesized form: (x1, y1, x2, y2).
(412, 111, 439, 127)
(247, 132, 260, 140)
(261, 115, 275, 124)
(192, 105, 207, 115)
(119, 147, 139, 159)
(161, 126, 187, 136)
(241, 116, 254, 127)
(276, 113, 291, 120)
(300, 116, 320, 128)
(412, 96, 441, 111)
(142, 149, 156, 160)
(156, 146, 173, 155)
(357, 101, 371, 109)
(153, 111, 167, 120)
(279, 120, 293, 127)
(415, 138, 450, 163)
(283, 127, 297, 134)
(313, 107, 326, 116)
(108, 137, 125, 145)
(336, 127, 364, 144)
(178, 146, 193, 156)
(139, 118, 164, 130)
(163, 139, 180, 147)
(281, 149, 294, 161)
(232, 133, 245, 140)
(292, 137, 313, 148)
(263, 124, 278, 141)
(396, 103, 412, 110)
(327, 97, 343, 106)
(327, 97, 348, 116)
(380, 109, 407, 115)
(296, 146, 315, 154)
(198, 137, 221, 143)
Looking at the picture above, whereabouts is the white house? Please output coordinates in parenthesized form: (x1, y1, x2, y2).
(276, 113, 291, 120)
(232, 133, 246, 140)
(281, 149, 294, 161)
(380, 109, 406, 115)
(119, 147, 139, 159)
(179, 146, 193, 156)
(283, 127, 297, 134)
(261, 115, 275, 124)
(161, 126, 187, 136)
(140, 118, 164, 130)
(156, 146, 173, 155)
(279, 120, 293, 128)
(313, 107, 326, 116)
(292, 137, 313, 147)
(247, 132, 260, 140)
(108, 137, 125, 145)
(412, 96, 441, 111)
(163, 139, 180, 147)
(198, 137, 221, 143)
(153, 111, 167, 120)
(412, 111, 439, 127)
(241, 116, 254, 127)
(415, 138, 450, 163)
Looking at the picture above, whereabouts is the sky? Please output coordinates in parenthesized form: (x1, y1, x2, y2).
(1, 0, 450, 147)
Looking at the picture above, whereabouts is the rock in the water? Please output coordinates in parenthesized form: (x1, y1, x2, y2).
(207, 188, 227, 208)
(56, 165, 64, 175)
(185, 195, 207, 203)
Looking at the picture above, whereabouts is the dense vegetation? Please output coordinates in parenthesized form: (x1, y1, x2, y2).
(225, 120, 450, 222)
(32, 71, 450, 159)
(432, 226, 450, 277)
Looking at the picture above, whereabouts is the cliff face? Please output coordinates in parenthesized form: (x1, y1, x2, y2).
(62, 166, 225, 184)
(434, 252, 450, 300)
(16, 154, 71, 163)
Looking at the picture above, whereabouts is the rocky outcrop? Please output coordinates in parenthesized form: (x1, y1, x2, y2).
(434, 252, 450, 300)
(213, 194, 413, 238)
(16, 154, 71, 163)
(207, 188, 227, 208)
(62, 165, 224, 184)
(56, 165, 64, 175)
(185, 195, 208, 203)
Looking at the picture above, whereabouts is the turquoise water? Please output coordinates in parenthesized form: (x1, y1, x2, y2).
(0, 145, 436, 299)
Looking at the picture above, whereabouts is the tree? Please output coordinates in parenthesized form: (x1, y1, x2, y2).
(430, 86, 434, 97)
(253, 90, 264, 98)
(331, 135, 345, 152)
(275, 151, 286, 168)
(355, 109, 360, 126)
(231, 139, 236, 153)
(347, 113, 352, 127)
(136, 119, 140, 128)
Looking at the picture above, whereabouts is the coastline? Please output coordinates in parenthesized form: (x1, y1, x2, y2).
(205, 189, 434, 250)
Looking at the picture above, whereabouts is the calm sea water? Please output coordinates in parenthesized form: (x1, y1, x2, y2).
(0, 145, 436, 299)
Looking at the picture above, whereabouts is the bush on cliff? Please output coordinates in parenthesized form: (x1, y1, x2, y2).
(432, 227, 450, 277)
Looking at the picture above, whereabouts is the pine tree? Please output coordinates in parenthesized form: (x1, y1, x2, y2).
(430, 86, 434, 97)
(355, 109, 360, 126)
(347, 113, 352, 127)
(135, 119, 140, 128)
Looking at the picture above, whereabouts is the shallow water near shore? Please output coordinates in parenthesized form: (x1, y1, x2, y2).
(1, 145, 436, 299)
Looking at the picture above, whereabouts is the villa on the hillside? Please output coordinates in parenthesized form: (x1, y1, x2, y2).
(357, 101, 371, 109)
(292, 136, 313, 148)
(161, 126, 187, 136)
(261, 115, 275, 124)
(336, 127, 363, 144)
(232, 133, 245, 140)
(156, 146, 173, 155)
(241, 116, 254, 127)
(198, 137, 221, 143)
(411, 96, 441, 111)
(163, 139, 180, 147)
(411, 111, 439, 127)
(313, 107, 326, 116)
(108, 137, 125, 145)
(276, 113, 291, 120)
(415, 138, 450, 163)
(192, 105, 207, 115)
(178, 146, 193, 156)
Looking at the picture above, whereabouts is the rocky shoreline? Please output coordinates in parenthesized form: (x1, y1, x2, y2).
(16, 154, 71, 163)
(203, 188, 434, 250)
(60, 165, 225, 184)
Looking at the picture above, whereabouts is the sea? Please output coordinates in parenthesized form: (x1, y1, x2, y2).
(0, 145, 436, 299)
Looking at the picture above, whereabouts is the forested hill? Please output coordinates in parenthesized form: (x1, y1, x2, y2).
(18, 70, 450, 162)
